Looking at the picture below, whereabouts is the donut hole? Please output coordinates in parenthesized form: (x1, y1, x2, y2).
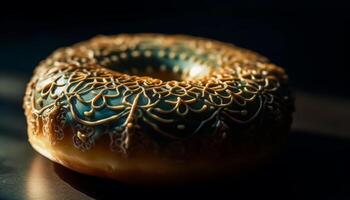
(97, 49, 213, 81)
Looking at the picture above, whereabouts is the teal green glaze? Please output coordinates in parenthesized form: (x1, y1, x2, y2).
(96, 44, 218, 80)
(25, 34, 293, 155)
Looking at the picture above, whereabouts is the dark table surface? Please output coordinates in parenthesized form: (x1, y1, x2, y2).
(0, 89, 350, 200)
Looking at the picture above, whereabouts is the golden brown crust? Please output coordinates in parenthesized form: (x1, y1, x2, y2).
(27, 113, 287, 184)
(23, 34, 294, 183)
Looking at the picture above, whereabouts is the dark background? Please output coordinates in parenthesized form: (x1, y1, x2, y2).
(0, 1, 348, 97)
(0, 1, 349, 200)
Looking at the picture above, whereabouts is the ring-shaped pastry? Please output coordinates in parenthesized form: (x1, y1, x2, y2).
(24, 34, 294, 184)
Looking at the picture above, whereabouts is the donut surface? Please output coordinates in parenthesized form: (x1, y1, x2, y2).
(23, 34, 294, 183)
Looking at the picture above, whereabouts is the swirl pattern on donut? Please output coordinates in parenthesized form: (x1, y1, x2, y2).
(24, 34, 294, 157)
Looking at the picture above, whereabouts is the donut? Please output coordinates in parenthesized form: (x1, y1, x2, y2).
(23, 34, 294, 184)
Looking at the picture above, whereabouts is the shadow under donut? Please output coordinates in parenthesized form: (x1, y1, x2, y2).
(53, 130, 350, 200)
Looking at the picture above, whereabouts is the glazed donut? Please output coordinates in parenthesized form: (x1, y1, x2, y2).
(23, 34, 294, 184)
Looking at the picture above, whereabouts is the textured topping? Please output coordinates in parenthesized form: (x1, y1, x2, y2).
(24, 34, 293, 156)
